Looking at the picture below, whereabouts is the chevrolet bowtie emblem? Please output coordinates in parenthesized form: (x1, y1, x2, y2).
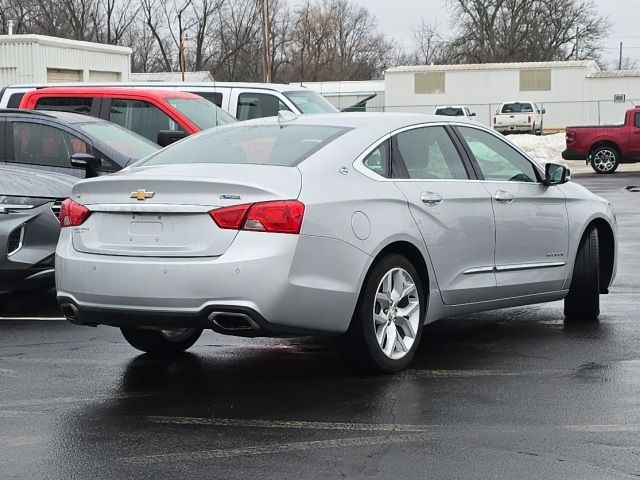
(130, 189, 155, 201)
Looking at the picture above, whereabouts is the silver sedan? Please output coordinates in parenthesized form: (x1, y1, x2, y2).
(55, 113, 617, 372)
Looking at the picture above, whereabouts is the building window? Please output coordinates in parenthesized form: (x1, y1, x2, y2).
(414, 72, 445, 94)
(519, 69, 551, 92)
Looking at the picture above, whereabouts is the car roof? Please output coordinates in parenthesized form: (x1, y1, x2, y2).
(22, 87, 201, 99)
(242, 112, 477, 130)
(6, 82, 308, 93)
(0, 108, 104, 124)
(435, 106, 467, 109)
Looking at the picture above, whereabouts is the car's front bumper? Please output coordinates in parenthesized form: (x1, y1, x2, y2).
(55, 229, 371, 336)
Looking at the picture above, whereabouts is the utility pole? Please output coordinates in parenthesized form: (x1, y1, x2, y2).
(575, 27, 580, 60)
(179, 34, 187, 81)
(619, 42, 623, 70)
(259, 0, 272, 83)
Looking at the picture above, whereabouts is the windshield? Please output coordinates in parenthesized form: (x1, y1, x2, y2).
(166, 97, 237, 130)
(435, 107, 464, 116)
(138, 124, 350, 167)
(77, 122, 160, 160)
(283, 91, 338, 114)
(501, 103, 534, 114)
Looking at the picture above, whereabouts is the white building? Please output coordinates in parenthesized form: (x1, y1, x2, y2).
(131, 71, 214, 82)
(294, 80, 385, 111)
(384, 61, 640, 128)
(0, 34, 131, 87)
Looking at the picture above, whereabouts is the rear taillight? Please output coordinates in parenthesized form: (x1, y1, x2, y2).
(210, 200, 305, 234)
(59, 199, 91, 227)
(566, 130, 576, 143)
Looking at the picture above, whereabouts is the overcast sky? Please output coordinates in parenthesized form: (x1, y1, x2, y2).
(329, 0, 640, 67)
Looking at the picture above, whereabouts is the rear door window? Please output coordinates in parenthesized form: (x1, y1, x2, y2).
(108, 99, 180, 143)
(189, 91, 223, 107)
(7, 93, 25, 109)
(35, 97, 94, 114)
(236, 93, 289, 120)
(391, 126, 469, 180)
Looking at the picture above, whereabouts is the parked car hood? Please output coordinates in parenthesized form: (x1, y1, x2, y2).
(0, 165, 79, 198)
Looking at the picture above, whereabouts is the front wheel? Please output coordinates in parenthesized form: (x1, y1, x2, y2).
(564, 228, 600, 322)
(121, 327, 202, 354)
(340, 254, 425, 373)
(590, 146, 620, 174)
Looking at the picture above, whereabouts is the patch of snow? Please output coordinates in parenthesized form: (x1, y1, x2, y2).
(506, 133, 567, 167)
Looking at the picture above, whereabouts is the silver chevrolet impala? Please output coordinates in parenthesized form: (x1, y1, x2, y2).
(55, 113, 617, 372)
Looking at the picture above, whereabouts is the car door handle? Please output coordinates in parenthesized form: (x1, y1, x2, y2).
(420, 192, 443, 206)
(494, 190, 514, 203)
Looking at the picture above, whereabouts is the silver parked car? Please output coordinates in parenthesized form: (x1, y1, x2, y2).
(55, 113, 617, 372)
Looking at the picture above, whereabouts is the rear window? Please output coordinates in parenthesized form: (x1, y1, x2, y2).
(138, 124, 350, 167)
(501, 103, 534, 114)
(435, 107, 464, 116)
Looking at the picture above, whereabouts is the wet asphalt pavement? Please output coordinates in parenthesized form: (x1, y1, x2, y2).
(1, 173, 639, 479)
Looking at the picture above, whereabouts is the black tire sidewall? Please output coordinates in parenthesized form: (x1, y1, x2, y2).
(121, 327, 202, 354)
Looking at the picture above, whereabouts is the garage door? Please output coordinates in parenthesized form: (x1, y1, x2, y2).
(89, 70, 121, 82)
(47, 68, 82, 82)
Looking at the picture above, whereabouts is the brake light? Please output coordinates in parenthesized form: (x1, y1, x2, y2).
(59, 199, 91, 227)
(210, 200, 305, 234)
(566, 130, 576, 143)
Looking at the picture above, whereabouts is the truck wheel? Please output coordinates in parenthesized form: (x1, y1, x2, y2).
(121, 327, 202, 355)
(339, 254, 425, 373)
(535, 121, 543, 136)
(564, 228, 599, 322)
(590, 146, 619, 174)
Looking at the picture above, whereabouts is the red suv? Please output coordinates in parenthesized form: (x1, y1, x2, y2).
(19, 88, 236, 146)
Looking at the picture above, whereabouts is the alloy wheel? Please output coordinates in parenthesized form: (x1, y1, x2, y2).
(373, 268, 421, 360)
(593, 149, 617, 173)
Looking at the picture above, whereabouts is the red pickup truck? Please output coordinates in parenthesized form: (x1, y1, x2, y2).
(563, 107, 640, 174)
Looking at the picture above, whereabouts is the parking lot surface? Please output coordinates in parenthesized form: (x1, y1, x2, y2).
(1, 173, 639, 479)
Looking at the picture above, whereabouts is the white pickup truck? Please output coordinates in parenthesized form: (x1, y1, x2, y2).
(493, 101, 545, 135)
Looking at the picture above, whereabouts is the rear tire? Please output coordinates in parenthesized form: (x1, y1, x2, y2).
(339, 254, 425, 373)
(564, 228, 600, 322)
(121, 327, 202, 354)
(590, 146, 620, 174)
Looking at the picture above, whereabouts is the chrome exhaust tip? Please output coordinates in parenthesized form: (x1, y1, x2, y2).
(208, 311, 260, 331)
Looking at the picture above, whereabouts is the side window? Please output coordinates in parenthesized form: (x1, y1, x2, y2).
(392, 126, 468, 180)
(363, 140, 390, 178)
(634, 113, 640, 129)
(458, 126, 538, 183)
(237, 93, 289, 120)
(109, 99, 178, 142)
(7, 93, 25, 108)
(11, 121, 88, 168)
(35, 97, 93, 114)
(190, 91, 223, 107)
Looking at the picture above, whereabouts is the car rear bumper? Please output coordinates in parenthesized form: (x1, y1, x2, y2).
(494, 125, 535, 133)
(55, 229, 371, 336)
(562, 148, 585, 161)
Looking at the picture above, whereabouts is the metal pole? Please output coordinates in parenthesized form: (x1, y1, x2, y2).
(619, 42, 623, 70)
(575, 27, 579, 60)
(260, 0, 272, 83)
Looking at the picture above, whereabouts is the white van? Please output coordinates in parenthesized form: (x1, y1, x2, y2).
(0, 82, 339, 120)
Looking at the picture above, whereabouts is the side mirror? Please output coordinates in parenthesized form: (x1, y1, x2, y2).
(495, 109, 500, 115)
(157, 130, 188, 147)
(545, 163, 570, 185)
(70, 153, 100, 178)
(470, 112, 477, 117)
(540, 108, 546, 114)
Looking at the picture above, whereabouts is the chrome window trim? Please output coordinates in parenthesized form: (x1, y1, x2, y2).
(462, 266, 495, 275)
(352, 120, 546, 184)
(464, 261, 565, 275)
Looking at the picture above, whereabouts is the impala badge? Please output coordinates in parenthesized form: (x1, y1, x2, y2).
(130, 189, 155, 201)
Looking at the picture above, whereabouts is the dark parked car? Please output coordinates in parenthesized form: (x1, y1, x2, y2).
(0, 109, 160, 178)
(0, 109, 160, 291)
